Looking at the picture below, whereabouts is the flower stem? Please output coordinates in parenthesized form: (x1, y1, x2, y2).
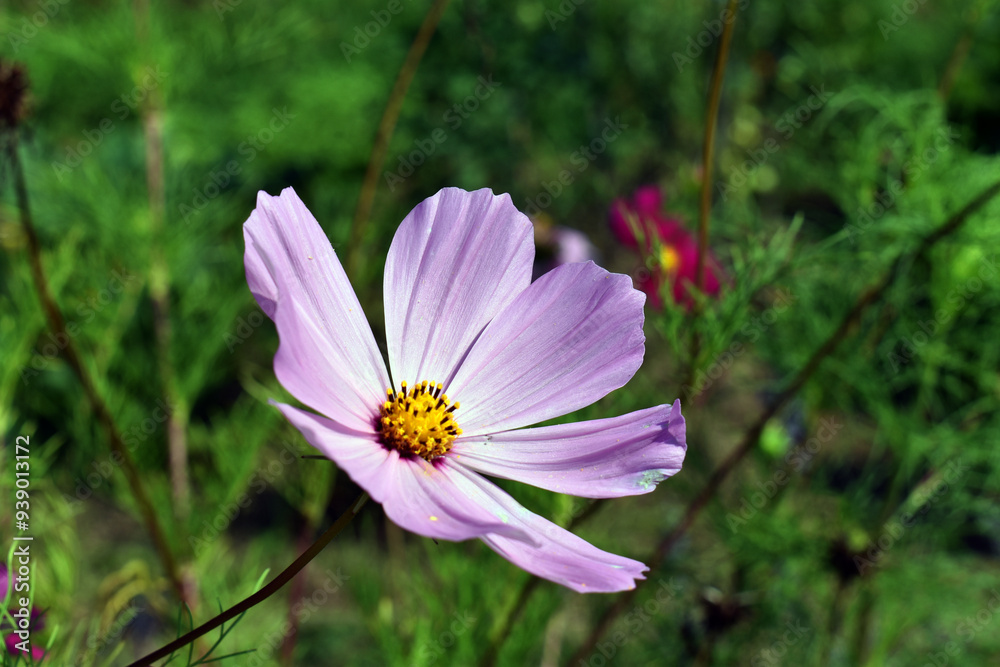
(565, 179, 1000, 666)
(126, 492, 368, 667)
(346, 0, 453, 282)
(4, 131, 187, 604)
(694, 0, 739, 297)
(686, 0, 740, 392)
(133, 0, 190, 519)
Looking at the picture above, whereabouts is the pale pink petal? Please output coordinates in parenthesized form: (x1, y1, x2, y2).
(244, 188, 390, 427)
(451, 401, 685, 498)
(277, 404, 534, 543)
(272, 295, 379, 430)
(443, 461, 648, 592)
(448, 261, 645, 436)
(383, 188, 534, 386)
(274, 403, 395, 498)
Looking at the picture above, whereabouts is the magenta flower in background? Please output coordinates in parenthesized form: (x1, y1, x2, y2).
(609, 185, 722, 309)
(244, 187, 686, 592)
(1, 565, 45, 661)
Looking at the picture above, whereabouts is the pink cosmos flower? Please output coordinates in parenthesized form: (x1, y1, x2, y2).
(609, 185, 721, 309)
(244, 187, 686, 592)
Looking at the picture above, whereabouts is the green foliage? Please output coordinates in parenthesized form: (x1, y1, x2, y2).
(2, 0, 1000, 665)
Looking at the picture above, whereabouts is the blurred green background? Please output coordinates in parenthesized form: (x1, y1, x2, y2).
(2, 0, 1000, 665)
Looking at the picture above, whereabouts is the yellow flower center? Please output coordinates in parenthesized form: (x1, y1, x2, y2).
(377, 380, 462, 461)
(658, 245, 680, 275)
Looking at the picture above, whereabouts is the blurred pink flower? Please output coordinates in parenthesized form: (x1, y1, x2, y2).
(1, 565, 45, 661)
(530, 212, 598, 278)
(609, 185, 722, 309)
(244, 187, 687, 592)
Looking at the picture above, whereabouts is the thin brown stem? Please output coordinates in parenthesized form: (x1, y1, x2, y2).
(938, 10, 978, 102)
(694, 0, 739, 296)
(565, 180, 1000, 666)
(346, 0, 452, 281)
(5, 132, 186, 603)
(684, 0, 740, 393)
(126, 493, 369, 667)
(133, 0, 189, 517)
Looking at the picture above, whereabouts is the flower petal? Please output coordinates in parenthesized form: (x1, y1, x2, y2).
(443, 461, 648, 592)
(381, 456, 535, 543)
(244, 188, 390, 427)
(276, 403, 534, 544)
(448, 261, 645, 435)
(383, 187, 534, 386)
(451, 401, 686, 498)
(272, 295, 380, 430)
(632, 185, 663, 216)
(274, 402, 395, 498)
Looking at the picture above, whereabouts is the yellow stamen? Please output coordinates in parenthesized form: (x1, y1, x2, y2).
(658, 245, 680, 276)
(377, 380, 462, 460)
